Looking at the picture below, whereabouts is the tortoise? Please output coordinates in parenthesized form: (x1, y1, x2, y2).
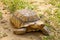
(10, 9, 49, 35)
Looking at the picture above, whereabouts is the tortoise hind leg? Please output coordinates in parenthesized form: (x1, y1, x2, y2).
(40, 26, 50, 36)
(13, 28, 27, 35)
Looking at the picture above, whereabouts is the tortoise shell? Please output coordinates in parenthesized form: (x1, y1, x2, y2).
(10, 9, 40, 28)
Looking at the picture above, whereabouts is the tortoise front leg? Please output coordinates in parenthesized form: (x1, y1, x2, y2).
(40, 26, 50, 36)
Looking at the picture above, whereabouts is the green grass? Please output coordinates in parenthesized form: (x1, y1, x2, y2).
(49, 0, 60, 8)
(56, 2, 60, 8)
(43, 35, 55, 40)
(2, 0, 35, 13)
(44, 0, 60, 27)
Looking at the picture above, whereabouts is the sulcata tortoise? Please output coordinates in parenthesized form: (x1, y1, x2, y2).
(10, 9, 49, 35)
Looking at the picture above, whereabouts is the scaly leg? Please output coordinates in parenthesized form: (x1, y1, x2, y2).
(13, 28, 27, 35)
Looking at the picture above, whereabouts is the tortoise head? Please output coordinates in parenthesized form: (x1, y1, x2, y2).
(34, 20, 45, 29)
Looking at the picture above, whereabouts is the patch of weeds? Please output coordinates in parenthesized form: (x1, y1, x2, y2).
(38, 14, 44, 18)
(56, 2, 60, 8)
(45, 9, 51, 15)
(2, 0, 16, 13)
(2, 0, 35, 13)
(45, 23, 51, 27)
(27, 4, 36, 10)
(43, 35, 55, 40)
(56, 9, 60, 18)
(49, 0, 60, 7)
(48, 0, 57, 5)
(45, 8, 60, 25)
(53, 8, 60, 23)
